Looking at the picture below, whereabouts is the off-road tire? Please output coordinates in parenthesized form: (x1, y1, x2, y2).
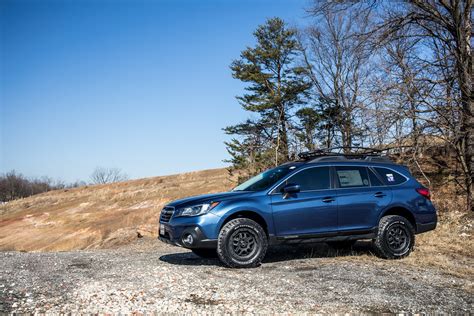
(191, 248, 217, 258)
(373, 215, 415, 259)
(217, 218, 268, 268)
(327, 240, 357, 250)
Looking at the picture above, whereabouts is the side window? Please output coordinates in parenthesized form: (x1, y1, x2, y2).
(279, 167, 331, 192)
(368, 168, 384, 186)
(336, 166, 370, 188)
(374, 167, 407, 185)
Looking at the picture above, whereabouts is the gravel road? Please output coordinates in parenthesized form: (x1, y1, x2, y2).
(1, 238, 472, 314)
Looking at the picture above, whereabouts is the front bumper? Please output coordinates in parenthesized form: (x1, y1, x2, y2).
(158, 208, 221, 249)
(159, 224, 217, 249)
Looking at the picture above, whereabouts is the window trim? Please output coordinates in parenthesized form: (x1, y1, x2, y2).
(332, 165, 408, 189)
(267, 164, 409, 194)
(367, 167, 387, 188)
(268, 165, 333, 195)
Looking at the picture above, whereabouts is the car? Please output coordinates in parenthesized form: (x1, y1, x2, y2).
(158, 148, 437, 268)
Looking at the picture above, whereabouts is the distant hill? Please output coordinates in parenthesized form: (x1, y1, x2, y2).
(0, 168, 233, 251)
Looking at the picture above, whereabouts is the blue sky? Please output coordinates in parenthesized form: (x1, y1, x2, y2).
(1, 0, 308, 182)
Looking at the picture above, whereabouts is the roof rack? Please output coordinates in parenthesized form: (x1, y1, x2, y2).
(298, 147, 393, 163)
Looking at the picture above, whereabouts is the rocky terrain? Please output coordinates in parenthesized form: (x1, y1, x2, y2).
(1, 238, 472, 314)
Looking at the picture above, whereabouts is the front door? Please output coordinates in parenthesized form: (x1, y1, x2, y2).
(271, 166, 338, 236)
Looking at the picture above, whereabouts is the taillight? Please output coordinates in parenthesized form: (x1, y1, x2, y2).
(416, 188, 431, 200)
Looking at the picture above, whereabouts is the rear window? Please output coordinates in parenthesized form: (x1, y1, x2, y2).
(374, 167, 407, 185)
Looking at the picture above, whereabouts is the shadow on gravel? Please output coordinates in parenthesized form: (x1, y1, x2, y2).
(159, 241, 376, 267)
(263, 241, 375, 263)
(159, 252, 222, 266)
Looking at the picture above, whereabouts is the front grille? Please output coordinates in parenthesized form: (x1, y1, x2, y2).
(160, 206, 175, 222)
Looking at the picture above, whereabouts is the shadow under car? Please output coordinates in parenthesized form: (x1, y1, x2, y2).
(159, 240, 376, 267)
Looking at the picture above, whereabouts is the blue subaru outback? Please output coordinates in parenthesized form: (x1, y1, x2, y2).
(159, 149, 437, 268)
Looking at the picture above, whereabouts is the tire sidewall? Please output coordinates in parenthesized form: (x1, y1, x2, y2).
(217, 219, 267, 268)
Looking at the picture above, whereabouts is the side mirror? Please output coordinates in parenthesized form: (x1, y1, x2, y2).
(281, 183, 300, 194)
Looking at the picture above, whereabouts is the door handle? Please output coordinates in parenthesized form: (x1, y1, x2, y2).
(374, 192, 387, 198)
(322, 197, 335, 203)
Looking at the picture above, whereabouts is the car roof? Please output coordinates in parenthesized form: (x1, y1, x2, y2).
(292, 156, 411, 176)
(306, 156, 393, 164)
(282, 148, 412, 174)
(297, 148, 398, 165)
(303, 159, 397, 167)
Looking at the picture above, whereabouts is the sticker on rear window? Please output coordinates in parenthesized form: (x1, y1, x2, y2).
(386, 174, 395, 182)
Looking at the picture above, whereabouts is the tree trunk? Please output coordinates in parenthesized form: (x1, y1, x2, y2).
(463, 78, 473, 212)
(279, 110, 289, 160)
(457, 0, 473, 211)
(342, 109, 353, 152)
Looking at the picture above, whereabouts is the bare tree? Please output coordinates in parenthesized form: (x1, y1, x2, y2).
(376, 0, 473, 211)
(90, 167, 129, 184)
(302, 4, 374, 152)
(306, 0, 473, 211)
(0, 171, 70, 202)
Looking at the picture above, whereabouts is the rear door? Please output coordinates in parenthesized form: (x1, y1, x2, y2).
(335, 166, 392, 232)
(270, 166, 338, 236)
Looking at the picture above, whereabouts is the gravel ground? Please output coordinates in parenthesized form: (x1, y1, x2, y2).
(0, 238, 472, 314)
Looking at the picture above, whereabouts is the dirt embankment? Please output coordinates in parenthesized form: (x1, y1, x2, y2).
(0, 168, 232, 251)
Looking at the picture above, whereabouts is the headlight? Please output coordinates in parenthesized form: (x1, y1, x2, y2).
(175, 201, 220, 217)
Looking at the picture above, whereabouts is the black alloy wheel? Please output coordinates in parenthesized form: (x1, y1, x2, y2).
(229, 229, 258, 260)
(386, 223, 409, 252)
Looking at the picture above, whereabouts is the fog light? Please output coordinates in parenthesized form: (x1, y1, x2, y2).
(182, 234, 194, 246)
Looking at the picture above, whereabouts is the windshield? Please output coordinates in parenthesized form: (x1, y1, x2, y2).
(232, 164, 300, 192)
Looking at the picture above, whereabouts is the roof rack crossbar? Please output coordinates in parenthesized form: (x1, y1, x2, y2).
(298, 146, 393, 162)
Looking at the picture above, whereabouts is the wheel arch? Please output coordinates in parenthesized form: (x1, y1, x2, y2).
(380, 206, 417, 231)
(219, 210, 269, 236)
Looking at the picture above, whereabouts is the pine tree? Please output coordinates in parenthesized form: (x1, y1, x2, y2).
(295, 107, 320, 151)
(223, 119, 275, 181)
(225, 17, 311, 173)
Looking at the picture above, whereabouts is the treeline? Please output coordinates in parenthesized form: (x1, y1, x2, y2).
(0, 167, 129, 202)
(0, 171, 85, 202)
(224, 1, 473, 211)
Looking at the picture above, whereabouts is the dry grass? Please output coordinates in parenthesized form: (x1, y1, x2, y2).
(404, 187, 473, 280)
(0, 168, 233, 251)
(340, 185, 473, 282)
(343, 210, 474, 283)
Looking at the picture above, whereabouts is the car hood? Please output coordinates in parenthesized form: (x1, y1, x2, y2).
(166, 191, 253, 208)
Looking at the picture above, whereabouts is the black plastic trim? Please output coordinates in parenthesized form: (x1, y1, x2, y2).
(269, 228, 377, 245)
(416, 221, 437, 234)
(158, 226, 217, 249)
